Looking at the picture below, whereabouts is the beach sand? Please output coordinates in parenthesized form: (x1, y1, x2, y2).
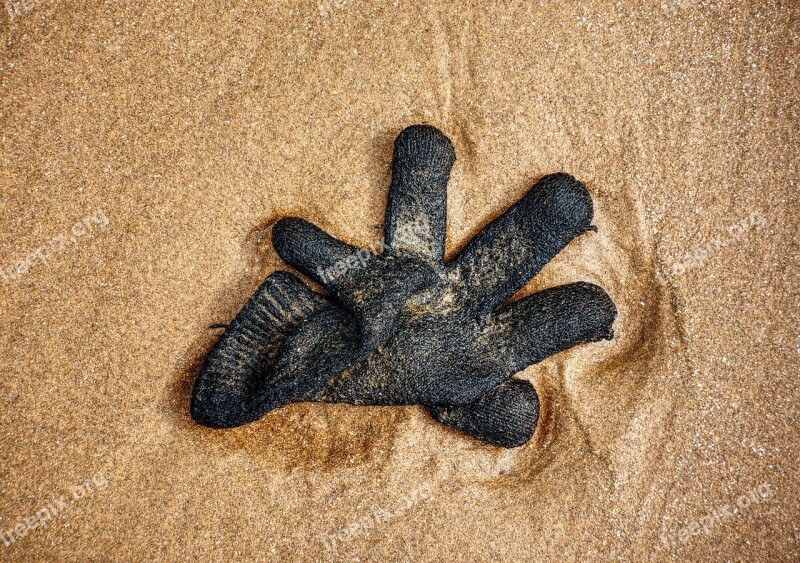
(1, 0, 797, 560)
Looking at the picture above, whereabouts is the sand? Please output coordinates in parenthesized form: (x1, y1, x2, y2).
(1, 0, 797, 560)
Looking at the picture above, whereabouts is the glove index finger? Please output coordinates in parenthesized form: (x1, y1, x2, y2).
(489, 282, 617, 373)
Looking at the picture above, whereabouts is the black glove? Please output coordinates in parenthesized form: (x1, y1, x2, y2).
(191, 125, 617, 448)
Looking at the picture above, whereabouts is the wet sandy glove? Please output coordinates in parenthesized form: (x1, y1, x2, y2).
(191, 125, 617, 448)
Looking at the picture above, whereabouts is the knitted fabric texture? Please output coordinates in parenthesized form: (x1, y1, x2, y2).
(191, 125, 617, 448)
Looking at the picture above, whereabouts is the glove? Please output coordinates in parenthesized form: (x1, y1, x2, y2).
(191, 125, 617, 448)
